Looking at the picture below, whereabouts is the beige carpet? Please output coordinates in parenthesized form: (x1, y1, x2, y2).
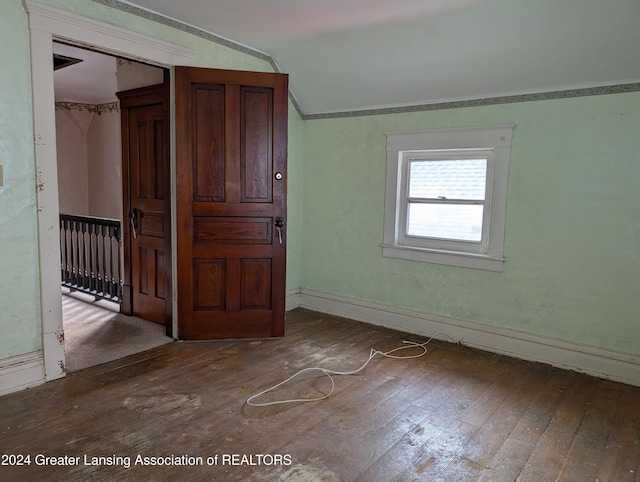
(62, 289, 174, 372)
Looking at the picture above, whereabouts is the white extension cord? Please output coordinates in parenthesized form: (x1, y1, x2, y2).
(246, 336, 446, 407)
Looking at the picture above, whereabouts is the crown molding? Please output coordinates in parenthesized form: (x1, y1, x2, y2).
(25, 0, 194, 65)
(303, 82, 640, 120)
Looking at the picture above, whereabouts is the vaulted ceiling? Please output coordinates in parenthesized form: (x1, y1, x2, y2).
(58, 0, 640, 115)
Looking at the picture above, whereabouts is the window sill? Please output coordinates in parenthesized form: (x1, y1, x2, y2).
(381, 244, 504, 272)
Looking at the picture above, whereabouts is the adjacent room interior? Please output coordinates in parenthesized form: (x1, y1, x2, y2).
(53, 42, 173, 371)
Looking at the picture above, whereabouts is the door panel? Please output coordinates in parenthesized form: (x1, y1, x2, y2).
(175, 67, 288, 340)
(240, 259, 271, 309)
(118, 84, 171, 330)
(194, 217, 272, 244)
(241, 87, 273, 202)
(194, 260, 226, 310)
(194, 85, 225, 202)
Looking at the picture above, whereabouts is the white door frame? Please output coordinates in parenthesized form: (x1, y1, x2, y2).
(26, 0, 193, 380)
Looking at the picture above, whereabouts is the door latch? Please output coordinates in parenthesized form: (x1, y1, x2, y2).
(129, 208, 138, 239)
(275, 217, 284, 244)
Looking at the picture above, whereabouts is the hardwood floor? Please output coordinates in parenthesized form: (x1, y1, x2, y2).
(1, 309, 638, 481)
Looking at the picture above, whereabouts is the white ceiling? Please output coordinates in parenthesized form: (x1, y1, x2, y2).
(56, 0, 640, 114)
(53, 43, 118, 104)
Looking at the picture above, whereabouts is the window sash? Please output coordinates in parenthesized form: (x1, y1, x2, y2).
(406, 201, 485, 242)
(408, 158, 487, 201)
(397, 149, 494, 253)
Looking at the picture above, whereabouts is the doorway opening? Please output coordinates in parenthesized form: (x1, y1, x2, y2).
(30, 3, 288, 382)
(53, 41, 172, 371)
(28, 2, 193, 381)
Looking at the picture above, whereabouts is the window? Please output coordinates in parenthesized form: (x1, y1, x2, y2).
(382, 125, 514, 271)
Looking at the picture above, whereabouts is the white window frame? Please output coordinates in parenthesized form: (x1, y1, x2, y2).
(382, 125, 515, 272)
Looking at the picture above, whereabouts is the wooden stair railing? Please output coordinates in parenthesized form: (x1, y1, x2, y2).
(59, 214, 122, 303)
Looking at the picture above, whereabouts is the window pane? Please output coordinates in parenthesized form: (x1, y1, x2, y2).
(407, 203, 483, 242)
(409, 159, 487, 200)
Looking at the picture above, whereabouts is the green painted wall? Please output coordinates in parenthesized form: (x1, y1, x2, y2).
(1, 0, 636, 368)
(0, 0, 304, 361)
(302, 93, 640, 355)
(0, 0, 43, 359)
(286, 102, 304, 291)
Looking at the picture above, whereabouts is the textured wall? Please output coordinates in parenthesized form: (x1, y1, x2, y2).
(286, 103, 304, 291)
(87, 110, 122, 220)
(116, 59, 165, 92)
(55, 108, 92, 215)
(0, 0, 43, 358)
(55, 107, 122, 219)
(302, 92, 640, 354)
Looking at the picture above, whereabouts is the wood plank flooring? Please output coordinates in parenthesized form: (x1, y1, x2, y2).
(1, 309, 638, 481)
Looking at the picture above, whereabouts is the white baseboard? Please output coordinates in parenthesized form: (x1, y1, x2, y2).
(293, 288, 640, 387)
(0, 351, 46, 396)
(286, 288, 302, 312)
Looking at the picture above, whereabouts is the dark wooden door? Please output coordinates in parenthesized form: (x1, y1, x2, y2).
(175, 67, 288, 340)
(118, 83, 171, 331)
